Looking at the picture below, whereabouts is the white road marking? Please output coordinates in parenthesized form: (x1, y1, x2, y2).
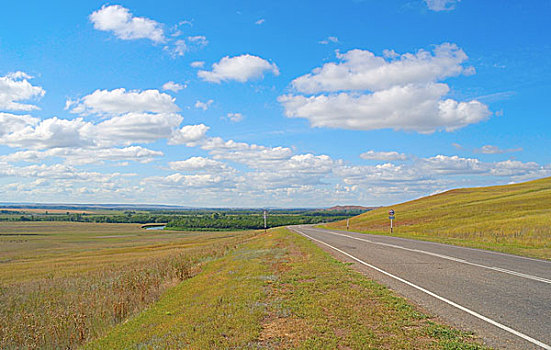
(303, 227, 551, 285)
(292, 227, 551, 350)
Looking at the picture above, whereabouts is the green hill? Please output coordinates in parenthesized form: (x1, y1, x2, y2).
(327, 177, 551, 259)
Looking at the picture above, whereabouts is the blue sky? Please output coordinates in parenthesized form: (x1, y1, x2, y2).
(0, 0, 550, 207)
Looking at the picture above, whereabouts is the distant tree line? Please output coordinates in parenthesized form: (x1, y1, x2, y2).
(166, 214, 349, 231)
(0, 208, 369, 229)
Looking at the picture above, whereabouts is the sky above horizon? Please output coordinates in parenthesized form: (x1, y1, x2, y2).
(0, 0, 550, 207)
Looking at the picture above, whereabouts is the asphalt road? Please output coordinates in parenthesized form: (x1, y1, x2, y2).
(289, 225, 551, 349)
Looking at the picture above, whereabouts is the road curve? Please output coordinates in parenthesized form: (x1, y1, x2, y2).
(289, 225, 551, 349)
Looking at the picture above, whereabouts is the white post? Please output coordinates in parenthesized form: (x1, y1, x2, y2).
(263, 210, 267, 233)
(390, 218, 393, 234)
(346, 218, 350, 231)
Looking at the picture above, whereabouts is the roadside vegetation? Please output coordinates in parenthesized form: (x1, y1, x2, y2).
(87, 228, 483, 349)
(326, 177, 551, 259)
(1, 222, 484, 349)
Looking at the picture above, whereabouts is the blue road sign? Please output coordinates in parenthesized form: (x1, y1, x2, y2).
(389, 216, 395, 220)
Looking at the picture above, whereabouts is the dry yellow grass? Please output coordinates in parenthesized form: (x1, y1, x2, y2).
(0, 221, 256, 349)
(327, 176, 551, 259)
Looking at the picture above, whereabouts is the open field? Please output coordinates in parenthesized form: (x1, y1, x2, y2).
(0, 221, 256, 349)
(326, 177, 551, 260)
(0, 222, 484, 349)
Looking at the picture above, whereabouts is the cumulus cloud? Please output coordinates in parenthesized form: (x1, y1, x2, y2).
(162, 81, 186, 92)
(0, 117, 94, 149)
(1, 86, 208, 150)
(255, 19, 265, 25)
(0, 146, 163, 165)
(143, 173, 233, 189)
(225, 112, 244, 122)
(0, 72, 45, 111)
(169, 157, 231, 172)
(90, 5, 165, 43)
(360, 150, 408, 161)
(195, 99, 213, 111)
(291, 43, 470, 94)
(424, 0, 460, 11)
(474, 145, 523, 154)
(418, 155, 486, 174)
(280, 43, 491, 133)
(280, 86, 490, 133)
(95, 112, 184, 146)
(198, 137, 293, 168)
(69, 88, 179, 116)
(198, 54, 279, 83)
(168, 124, 210, 145)
(0, 113, 39, 136)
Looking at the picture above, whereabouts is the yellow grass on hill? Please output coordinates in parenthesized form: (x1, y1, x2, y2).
(327, 177, 551, 259)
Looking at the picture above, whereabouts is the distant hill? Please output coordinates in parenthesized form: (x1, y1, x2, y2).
(327, 177, 551, 258)
(323, 205, 376, 211)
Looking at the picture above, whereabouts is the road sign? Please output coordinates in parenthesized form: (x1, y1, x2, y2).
(389, 209, 395, 216)
(389, 216, 395, 220)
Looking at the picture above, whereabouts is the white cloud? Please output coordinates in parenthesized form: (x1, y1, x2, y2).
(188, 35, 208, 47)
(169, 157, 231, 172)
(195, 99, 214, 111)
(360, 150, 408, 161)
(95, 112, 184, 146)
(280, 43, 491, 133)
(171, 39, 187, 56)
(418, 155, 486, 174)
(1, 85, 209, 150)
(143, 173, 234, 189)
(0, 117, 94, 149)
(198, 54, 279, 83)
(280, 86, 490, 133)
(0, 112, 207, 150)
(168, 124, 210, 145)
(198, 137, 293, 168)
(225, 112, 244, 122)
(255, 19, 265, 25)
(69, 88, 179, 116)
(162, 81, 186, 93)
(319, 36, 339, 45)
(0, 146, 163, 165)
(0, 72, 45, 111)
(0, 113, 39, 136)
(491, 160, 541, 177)
(190, 61, 205, 68)
(90, 5, 165, 43)
(474, 145, 523, 154)
(291, 43, 470, 94)
(424, 0, 460, 11)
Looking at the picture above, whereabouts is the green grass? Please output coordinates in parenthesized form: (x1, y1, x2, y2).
(0, 221, 256, 349)
(326, 177, 551, 260)
(87, 228, 485, 349)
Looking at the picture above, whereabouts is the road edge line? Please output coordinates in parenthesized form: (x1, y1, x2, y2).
(291, 227, 551, 350)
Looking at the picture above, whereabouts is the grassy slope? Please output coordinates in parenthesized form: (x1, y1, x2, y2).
(87, 228, 484, 349)
(326, 177, 551, 259)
